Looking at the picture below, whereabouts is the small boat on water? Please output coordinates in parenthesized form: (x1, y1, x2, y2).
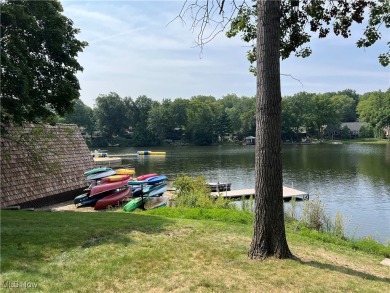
(94, 187, 131, 210)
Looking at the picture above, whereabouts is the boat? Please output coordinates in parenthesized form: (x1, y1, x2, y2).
(115, 168, 136, 175)
(144, 196, 168, 210)
(74, 193, 89, 205)
(142, 183, 167, 197)
(75, 189, 116, 207)
(100, 174, 130, 183)
(128, 175, 167, 186)
(94, 187, 131, 210)
(207, 182, 231, 192)
(136, 151, 166, 156)
(136, 173, 158, 181)
(83, 167, 112, 176)
(123, 197, 144, 212)
(86, 169, 116, 181)
(89, 179, 129, 196)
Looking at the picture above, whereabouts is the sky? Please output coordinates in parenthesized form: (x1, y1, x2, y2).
(61, 0, 390, 108)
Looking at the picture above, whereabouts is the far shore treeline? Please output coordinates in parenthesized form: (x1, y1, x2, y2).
(58, 89, 390, 147)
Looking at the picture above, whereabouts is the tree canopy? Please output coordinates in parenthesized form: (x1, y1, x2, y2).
(226, 0, 389, 73)
(0, 0, 87, 128)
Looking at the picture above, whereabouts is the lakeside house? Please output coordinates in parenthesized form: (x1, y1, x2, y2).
(0, 124, 93, 208)
(243, 136, 256, 145)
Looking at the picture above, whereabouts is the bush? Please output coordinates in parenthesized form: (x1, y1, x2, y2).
(172, 175, 235, 209)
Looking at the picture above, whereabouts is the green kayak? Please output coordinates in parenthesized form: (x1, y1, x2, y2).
(83, 167, 112, 176)
(123, 197, 144, 212)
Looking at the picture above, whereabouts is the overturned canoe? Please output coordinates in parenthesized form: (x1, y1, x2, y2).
(123, 197, 144, 212)
(84, 167, 112, 176)
(144, 196, 168, 210)
(100, 174, 130, 183)
(94, 187, 132, 210)
(115, 168, 136, 175)
(89, 179, 129, 196)
(86, 169, 116, 181)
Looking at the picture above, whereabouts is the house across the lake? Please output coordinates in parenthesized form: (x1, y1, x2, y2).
(243, 136, 256, 145)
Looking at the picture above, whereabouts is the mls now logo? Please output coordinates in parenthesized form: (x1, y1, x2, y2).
(2, 281, 38, 289)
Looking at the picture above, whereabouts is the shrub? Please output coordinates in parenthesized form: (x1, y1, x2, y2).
(172, 175, 235, 209)
(302, 195, 330, 232)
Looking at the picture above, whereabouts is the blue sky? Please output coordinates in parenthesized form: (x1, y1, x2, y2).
(61, 0, 390, 108)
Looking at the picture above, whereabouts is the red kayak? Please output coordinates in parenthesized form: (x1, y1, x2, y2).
(136, 173, 158, 181)
(100, 174, 130, 183)
(94, 187, 132, 210)
(90, 179, 129, 196)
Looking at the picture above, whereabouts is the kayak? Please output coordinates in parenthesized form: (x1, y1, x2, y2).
(76, 190, 116, 207)
(128, 175, 167, 186)
(115, 168, 136, 175)
(144, 196, 168, 210)
(74, 193, 89, 205)
(87, 169, 116, 181)
(136, 173, 158, 181)
(84, 167, 112, 176)
(89, 179, 129, 196)
(100, 174, 130, 183)
(94, 187, 132, 210)
(123, 197, 144, 212)
(142, 183, 167, 196)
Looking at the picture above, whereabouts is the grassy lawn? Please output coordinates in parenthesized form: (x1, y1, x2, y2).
(334, 138, 389, 144)
(1, 209, 389, 292)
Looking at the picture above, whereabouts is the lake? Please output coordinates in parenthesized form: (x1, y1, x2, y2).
(106, 143, 390, 244)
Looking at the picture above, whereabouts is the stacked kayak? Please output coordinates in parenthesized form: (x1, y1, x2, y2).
(124, 175, 168, 212)
(75, 167, 133, 209)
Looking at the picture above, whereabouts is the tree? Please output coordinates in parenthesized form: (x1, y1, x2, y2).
(130, 95, 160, 146)
(357, 89, 390, 138)
(147, 99, 175, 142)
(59, 99, 95, 138)
(186, 98, 215, 145)
(282, 92, 315, 141)
(94, 92, 127, 140)
(1, 0, 87, 128)
(177, 0, 389, 260)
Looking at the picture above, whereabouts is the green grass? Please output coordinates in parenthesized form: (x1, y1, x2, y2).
(1, 209, 390, 292)
(329, 138, 389, 144)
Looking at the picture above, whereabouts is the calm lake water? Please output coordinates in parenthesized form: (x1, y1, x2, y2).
(106, 144, 390, 243)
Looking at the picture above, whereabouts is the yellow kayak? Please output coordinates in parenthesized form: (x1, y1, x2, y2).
(115, 168, 136, 175)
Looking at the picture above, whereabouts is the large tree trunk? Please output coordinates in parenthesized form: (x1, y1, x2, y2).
(248, 0, 292, 260)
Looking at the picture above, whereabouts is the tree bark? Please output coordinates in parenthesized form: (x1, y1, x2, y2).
(248, 0, 292, 260)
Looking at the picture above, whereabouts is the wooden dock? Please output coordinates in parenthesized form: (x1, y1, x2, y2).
(211, 186, 309, 201)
